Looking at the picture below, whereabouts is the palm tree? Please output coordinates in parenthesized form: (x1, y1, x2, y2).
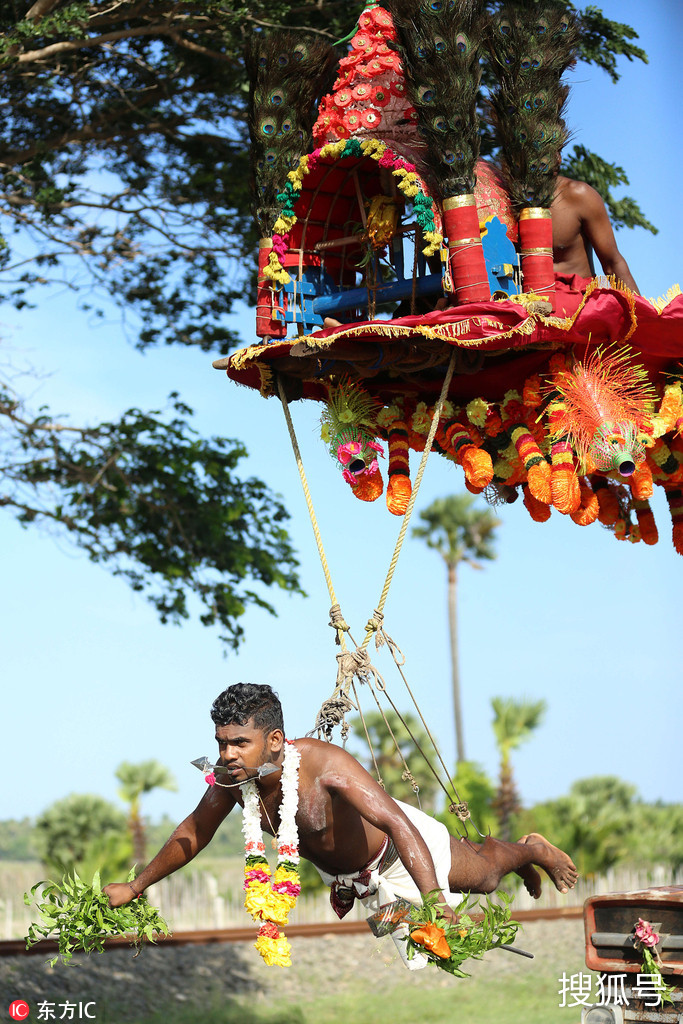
(491, 696, 546, 840)
(412, 494, 500, 765)
(115, 760, 177, 865)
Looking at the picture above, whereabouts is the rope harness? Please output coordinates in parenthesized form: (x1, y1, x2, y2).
(277, 351, 479, 834)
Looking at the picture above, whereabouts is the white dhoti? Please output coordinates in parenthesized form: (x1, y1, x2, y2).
(315, 800, 459, 970)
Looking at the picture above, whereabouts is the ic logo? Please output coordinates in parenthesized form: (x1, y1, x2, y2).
(9, 1001, 30, 1021)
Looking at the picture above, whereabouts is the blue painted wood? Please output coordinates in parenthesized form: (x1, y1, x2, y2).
(481, 216, 520, 297)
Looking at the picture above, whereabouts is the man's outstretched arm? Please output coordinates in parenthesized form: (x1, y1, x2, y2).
(104, 785, 236, 907)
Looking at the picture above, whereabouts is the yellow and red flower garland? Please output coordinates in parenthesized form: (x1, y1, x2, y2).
(242, 740, 301, 967)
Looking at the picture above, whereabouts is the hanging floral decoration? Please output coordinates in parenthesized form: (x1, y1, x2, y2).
(241, 740, 301, 967)
(264, 137, 442, 288)
(632, 918, 676, 1006)
(404, 891, 520, 977)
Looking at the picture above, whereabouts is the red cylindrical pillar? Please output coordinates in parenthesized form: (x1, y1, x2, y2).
(443, 196, 490, 305)
(256, 239, 286, 340)
(518, 208, 555, 307)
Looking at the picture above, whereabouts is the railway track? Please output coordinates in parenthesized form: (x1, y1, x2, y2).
(0, 906, 582, 957)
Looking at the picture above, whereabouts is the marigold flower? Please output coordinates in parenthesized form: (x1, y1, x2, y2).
(255, 934, 292, 967)
(410, 923, 452, 960)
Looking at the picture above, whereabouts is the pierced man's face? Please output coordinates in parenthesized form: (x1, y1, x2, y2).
(214, 719, 280, 781)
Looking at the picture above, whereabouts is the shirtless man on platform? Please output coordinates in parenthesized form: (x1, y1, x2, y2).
(551, 175, 640, 294)
(105, 684, 577, 921)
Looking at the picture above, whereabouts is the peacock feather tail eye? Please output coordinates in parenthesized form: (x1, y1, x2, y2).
(268, 89, 284, 107)
(434, 35, 446, 54)
(432, 115, 448, 132)
(442, 148, 465, 165)
(531, 53, 542, 69)
(520, 55, 532, 71)
(276, 52, 289, 67)
(427, 0, 445, 12)
(292, 43, 307, 62)
(280, 117, 294, 135)
(558, 14, 570, 33)
(264, 149, 277, 165)
(533, 91, 547, 109)
(535, 17, 548, 36)
(260, 117, 277, 137)
(498, 18, 512, 36)
(416, 42, 429, 59)
(456, 33, 470, 55)
(417, 84, 436, 103)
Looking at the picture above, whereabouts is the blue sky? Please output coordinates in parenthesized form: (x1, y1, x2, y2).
(2, 0, 681, 831)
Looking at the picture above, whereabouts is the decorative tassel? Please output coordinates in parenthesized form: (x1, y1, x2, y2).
(632, 498, 659, 546)
(569, 478, 599, 526)
(523, 483, 551, 522)
(590, 475, 620, 526)
(321, 379, 384, 492)
(509, 424, 551, 503)
(386, 416, 412, 516)
(546, 398, 580, 513)
(439, 420, 494, 489)
(351, 463, 385, 503)
(548, 347, 655, 478)
(664, 486, 683, 555)
(629, 461, 653, 500)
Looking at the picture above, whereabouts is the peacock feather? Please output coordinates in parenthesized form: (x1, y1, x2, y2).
(244, 34, 337, 236)
(486, 0, 577, 210)
(382, 0, 488, 199)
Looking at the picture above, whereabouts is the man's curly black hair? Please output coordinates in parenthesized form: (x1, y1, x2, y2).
(210, 683, 284, 734)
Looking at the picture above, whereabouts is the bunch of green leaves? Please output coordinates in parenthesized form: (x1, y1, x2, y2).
(24, 869, 170, 967)
(404, 890, 519, 977)
(640, 946, 676, 1007)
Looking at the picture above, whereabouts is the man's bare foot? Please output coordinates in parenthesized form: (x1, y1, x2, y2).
(516, 863, 543, 899)
(523, 833, 578, 894)
(323, 317, 342, 329)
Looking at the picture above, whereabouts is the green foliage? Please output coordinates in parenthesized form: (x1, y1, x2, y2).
(405, 889, 519, 977)
(413, 495, 500, 570)
(350, 710, 441, 812)
(517, 776, 638, 875)
(575, 5, 648, 83)
(562, 145, 658, 234)
(35, 793, 132, 879)
(25, 868, 169, 966)
(1, 390, 303, 645)
(0, 0, 654, 345)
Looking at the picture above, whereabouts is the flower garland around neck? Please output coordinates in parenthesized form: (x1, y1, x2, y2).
(241, 739, 301, 967)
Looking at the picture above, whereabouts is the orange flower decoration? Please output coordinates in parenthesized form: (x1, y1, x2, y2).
(410, 923, 451, 960)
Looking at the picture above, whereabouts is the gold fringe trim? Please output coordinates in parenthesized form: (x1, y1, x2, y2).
(648, 283, 682, 313)
(296, 313, 540, 349)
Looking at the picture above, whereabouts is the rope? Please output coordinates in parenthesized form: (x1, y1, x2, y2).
(278, 356, 481, 831)
(277, 374, 348, 650)
(361, 347, 458, 652)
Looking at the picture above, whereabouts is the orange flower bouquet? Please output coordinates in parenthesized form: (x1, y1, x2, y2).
(404, 891, 520, 977)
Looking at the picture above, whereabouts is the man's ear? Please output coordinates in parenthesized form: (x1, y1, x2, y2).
(267, 728, 284, 755)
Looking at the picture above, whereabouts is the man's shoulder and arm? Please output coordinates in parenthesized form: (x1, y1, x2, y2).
(296, 737, 456, 918)
(553, 176, 640, 293)
(105, 783, 237, 907)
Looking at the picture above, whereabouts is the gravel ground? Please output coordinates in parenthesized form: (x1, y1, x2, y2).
(0, 918, 587, 1021)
